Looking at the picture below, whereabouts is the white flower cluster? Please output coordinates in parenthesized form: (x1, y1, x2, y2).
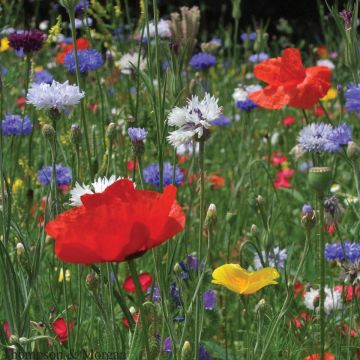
(303, 287, 342, 315)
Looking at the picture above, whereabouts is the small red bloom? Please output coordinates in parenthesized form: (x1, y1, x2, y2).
(89, 103, 98, 113)
(317, 45, 329, 59)
(282, 116, 296, 126)
(178, 155, 189, 164)
(294, 280, 305, 297)
(270, 152, 288, 165)
(58, 184, 70, 194)
(127, 160, 138, 171)
(45, 179, 185, 264)
(274, 168, 294, 188)
(16, 97, 26, 110)
(52, 318, 73, 344)
(303, 353, 335, 360)
(208, 174, 225, 189)
(122, 311, 139, 328)
(334, 285, 360, 302)
(326, 224, 336, 235)
(123, 272, 152, 293)
(3, 321, 10, 339)
(249, 48, 331, 110)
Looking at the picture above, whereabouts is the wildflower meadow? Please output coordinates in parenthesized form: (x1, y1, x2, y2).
(1, 0, 360, 359)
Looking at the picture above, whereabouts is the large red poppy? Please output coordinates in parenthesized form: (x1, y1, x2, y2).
(249, 48, 331, 110)
(45, 179, 185, 265)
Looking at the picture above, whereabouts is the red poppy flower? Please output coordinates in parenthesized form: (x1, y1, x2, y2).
(303, 353, 335, 360)
(294, 280, 304, 297)
(326, 224, 336, 235)
(45, 179, 185, 264)
(52, 318, 73, 344)
(270, 152, 288, 165)
(208, 174, 225, 189)
(123, 272, 152, 293)
(274, 169, 294, 188)
(3, 320, 10, 339)
(249, 48, 331, 110)
(122, 311, 139, 328)
(282, 116, 296, 126)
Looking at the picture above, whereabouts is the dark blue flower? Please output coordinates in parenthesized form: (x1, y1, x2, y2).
(211, 115, 231, 127)
(64, 49, 103, 74)
(163, 337, 172, 354)
(345, 84, 360, 115)
(143, 162, 184, 188)
(37, 164, 72, 186)
(204, 289, 216, 310)
(236, 99, 257, 111)
(34, 69, 54, 84)
(187, 254, 199, 270)
(1, 113, 32, 136)
(189, 53, 217, 70)
(325, 241, 360, 263)
(249, 52, 269, 63)
(75, 0, 90, 15)
(329, 123, 352, 147)
(128, 127, 148, 142)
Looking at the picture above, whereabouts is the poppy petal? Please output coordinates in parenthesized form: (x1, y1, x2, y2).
(253, 57, 282, 85)
(249, 85, 289, 109)
(280, 48, 305, 83)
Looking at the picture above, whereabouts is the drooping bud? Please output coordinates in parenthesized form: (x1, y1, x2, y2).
(16, 243, 25, 256)
(204, 203, 217, 229)
(181, 341, 192, 360)
(324, 196, 343, 226)
(173, 262, 182, 274)
(106, 122, 117, 142)
(256, 195, 265, 205)
(225, 212, 237, 224)
(250, 224, 258, 235)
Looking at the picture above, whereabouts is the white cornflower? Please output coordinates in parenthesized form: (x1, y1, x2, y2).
(27, 80, 85, 111)
(167, 93, 222, 148)
(116, 52, 146, 74)
(146, 19, 171, 39)
(69, 176, 134, 207)
(304, 287, 342, 315)
(232, 84, 261, 103)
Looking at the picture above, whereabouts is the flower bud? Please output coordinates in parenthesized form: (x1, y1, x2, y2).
(256, 195, 265, 205)
(42, 124, 56, 142)
(59, 0, 78, 11)
(250, 224, 258, 235)
(181, 341, 192, 360)
(85, 272, 99, 292)
(347, 141, 360, 161)
(204, 203, 217, 229)
(70, 123, 82, 145)
(173, 262, 182, 274)
(16, 243, 25, 256)
(106, 122, 117, 141)
(301, 204, 316, 229)
(324, 196, 343, 225)
(308, 167, 332, 195)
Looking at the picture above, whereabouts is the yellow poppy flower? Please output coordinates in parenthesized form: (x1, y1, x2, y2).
(212, 264, 279, 295)
(0, 37, 9, 52)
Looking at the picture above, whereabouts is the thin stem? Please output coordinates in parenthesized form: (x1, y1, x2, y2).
(318, 194, 325, 360)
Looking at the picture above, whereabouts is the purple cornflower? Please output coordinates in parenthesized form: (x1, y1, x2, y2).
(211, 37, 222, 45)
(37, 164, 72, 186)
(211, 115, 231, 127)
(143, 162, 184, 188)
(75, 0, 90, 15)
(325, 241, 360, 263)
(189, 53, 217, 70)
(298, 123, 339, 153)
(302, 204, 313, 215)
(64, 49, 103, 74)
(1, 113, 32, 136)
(163, 337, 172, 354)
(345, 84, 360, 115)
(187, 254, 199, 270)
(236, 99, 257, 111)
(8, 30, 45, 54)
(151, 284, 161, 303)
(329, 124, 352, 147)
(254, 247, 287, 270)
(1, 66, 8, 76)
(339, 9, 352, 30)
(34, 69, 54, 84)
(240, 32, 257, 42)
(199, 345, 212, 360)
(249, 52, 269, 63)
(127, 127, 148, 142)
(204, 290, 216, 310)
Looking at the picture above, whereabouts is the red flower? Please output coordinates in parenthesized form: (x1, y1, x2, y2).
(123, 272, 152, 293)
(52, 318, 73, 344)
(16, 96, 26, 110)
(45, 179, 185, 264)
(274, 168, 295, 188)
(127, 160, 138, 171)
(294, 280, 305, 297)
(303, 353, 335, 360)
(3, 320, 10, 339)
(249, 48, 331, 110)
(178, 155, 189, 164)
(208, 174, 225, 189)
(326, 224, 336, 235)
(270, 152, 288, 165)
(334, 285, 360, 302)
(282, 116, 296, 126)
(122, 311, 139, 328)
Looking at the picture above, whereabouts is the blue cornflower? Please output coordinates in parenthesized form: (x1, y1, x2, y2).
(143, 162, 184, 188)
(236, 98, 257, 111)
(345, 84, 360, 115)
(37, 164, 72, 186)
(329, 123, 352, 147)
(298, 123, 339, 153)
(127, 127, 148, 142)
(204, 290, 216, 310)
(211, 114, 231, 127)
(211, 37, 222, 45)
(64, 49, 103, 74)
(240, 32, 257, 42)
(170, 282, 181, 307)
(189, 53, 217, 70)
(148, 283, 161, 303)
(249, 52, 269, 63)
(34, 69, 53, 84)
(254, 247, 287, 270)
(75, 0, 90, 15)
(298, 160, 313, 173)
(325, 241, 360, 263)
(1, 113, 32, 136)
(302, 204, 313, 214)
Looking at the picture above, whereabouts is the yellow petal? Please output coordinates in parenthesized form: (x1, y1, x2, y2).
(212, 264, 279, 295)
(0, 38, 9, 52)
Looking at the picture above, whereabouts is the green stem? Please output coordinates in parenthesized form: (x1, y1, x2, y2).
(318, 194, 325, 360)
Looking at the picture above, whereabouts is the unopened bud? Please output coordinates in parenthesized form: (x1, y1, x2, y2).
(347, 141, 360, 161)
(129, 306, 136, 315)
(204, 203, 217, 229)
(42, 124, 56, 142)
(106, 122, 117, 141)
(181, 341, 192, 360)
(19, 337, 28, 345)
(85, 272, 99, 292)
(9, 335, 19, 344)
(70, 123, 82, 145)
(16, 243, 25, 256)
(174, 262, 182, 273)
(256, 195, 265, 205)
(301, 204, 316, 229)
(255, 298, 266, 312)
(250, 224, 258, 235)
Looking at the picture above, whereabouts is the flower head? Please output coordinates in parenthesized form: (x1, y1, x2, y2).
(8, 30, 45, 54)
(211, 115, 231, 127)
(249, 52, 269, 63)
(212, 263, 279, 295)
(52, 318, 73, 344)
(45, 179, 185, 264)
(345, 84, 360, 115)
(128, 127, 148, 142)
(143, 19, 171, 39)
(328, 124, 352, 147)
(34, 69, 54, 84)
(249, 48, 331, 109)
(167, 93, 222, 147)
(27, 80, 85, 112)
(38, 164, 72, 186)
(303, 353, 335, 360)
(189, 52, 217, 70)
(64, 49, 103, 73)
(75, 0, 90, 15)
(254, 247, 287, 270)
(204, 289, 216, 310)
(1, 113, 32, 136)
(143, 162, 184, 189)
(325, 241, 360, 264)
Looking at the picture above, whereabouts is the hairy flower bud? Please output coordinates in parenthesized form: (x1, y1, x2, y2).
(42, 124, 56, 142)
(301, 204, 316, 230)
(204, 203, 217, 229)
(181, 341, 192, 360)
(16, 243, 25, 256)
(106, 122, 117, 141)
